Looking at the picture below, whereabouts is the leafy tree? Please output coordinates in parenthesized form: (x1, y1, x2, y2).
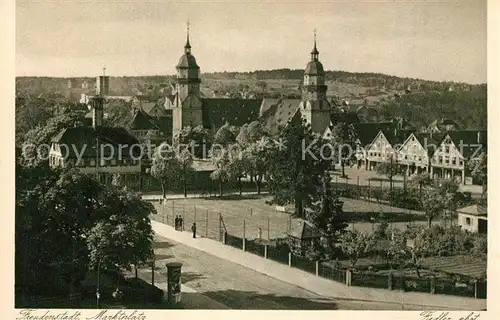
(103, 100, 134, 128)
(419, 188, 446, 227)
(213, 122, 238, 147)
(386, 229, 409, 269)
(210, 148, 232, 196)
(305, 174, 348, 259)
(174, 125, 212, 159)
(176, 147, 194, 198)
(86, 188, 155, 273)
(375, 156, 406, 197)
(150, 143, 181, 198)
(243, 137, 271, 194)
(468, 152, 487, 200)
(330, 116, 358, 177)
(227, 146, 247, 195)
(16, 166, 103, 295)
(436, 178, 461, 227)
(236, 121, 267, 148)
(21, 110, 86, 167)
(266, 117, 332, 218)
(336, 230, 375, 267)
(373, 212, 389, 240)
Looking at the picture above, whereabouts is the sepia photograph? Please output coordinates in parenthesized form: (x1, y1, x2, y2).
(8, 0, 493, 315)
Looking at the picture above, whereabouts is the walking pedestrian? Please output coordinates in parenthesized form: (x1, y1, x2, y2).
(258, 227, 262, 239)
(175, 215, 179, 230)
(179, 216, 184, 231)
(191, 223, 197, 238)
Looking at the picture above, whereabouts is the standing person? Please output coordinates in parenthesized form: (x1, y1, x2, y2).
(174, 215, 179, 231)
(180, 216, 184, 231)
(258, 227, 262, 240)
(191, 223, 197, 238)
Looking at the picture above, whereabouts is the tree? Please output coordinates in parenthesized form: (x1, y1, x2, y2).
(236, 121, 267, 148)
(386, 229, 409, 269)
(305, 174, 348, 259)
(176, 147, 194, 198)
(436, 178, 461, 227)
(373, 212, 389, 240)
(174, 125, 212, 159)
(468, 152, 487, 200)
(16, 162, 157, 299)
(336, 230, 375, 267)
(150, 143, 181, 198)
(266, 117, 332, 218)
(16, 166, 103, 295)
(210, 148, 232, 196)
(213, 122, 238, 147)
(86, 188, 155, 274)
(375, 155, 406, 199)
(419, 188, 446, 227)
(243, 137, 271, 194)
(227, 146, 247, 195)
(330, 118, 358, 178)
(21, 110, 86, 167)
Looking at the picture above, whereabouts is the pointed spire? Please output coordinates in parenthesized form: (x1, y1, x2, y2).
(184, 20, 191, 53)
(311, 28, 319, 60)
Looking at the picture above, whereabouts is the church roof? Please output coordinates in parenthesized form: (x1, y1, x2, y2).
(202, 98, 262, 130)
(304, 60, 324, 75)
(258, 99, 302, 136)
(176, 54, 199, 69)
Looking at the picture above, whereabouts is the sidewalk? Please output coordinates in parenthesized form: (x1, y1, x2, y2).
(131, 265, 229, 309)
(151, 221, 486, 310)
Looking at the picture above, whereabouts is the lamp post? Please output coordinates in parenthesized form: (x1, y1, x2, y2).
(96, 258, 102, 309)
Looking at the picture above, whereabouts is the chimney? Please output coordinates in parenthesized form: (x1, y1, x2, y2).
(89, 96, 104, 128)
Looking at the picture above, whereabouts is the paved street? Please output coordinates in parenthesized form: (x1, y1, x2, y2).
(148, 234, 447, 310)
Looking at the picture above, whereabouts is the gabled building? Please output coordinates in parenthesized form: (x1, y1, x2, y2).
(49, 96, 143, 188)
(430, 130, 487, 183)
(457, 204, 487, 234)
(396, 132, 443, 175)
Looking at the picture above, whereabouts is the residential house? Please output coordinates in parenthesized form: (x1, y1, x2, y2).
(457, 204, 487, 234)
(430, 130, 487, 183)
(49, 96, 143, 189)
(396, 132, 443, 176)
(364, 126, 415, 171)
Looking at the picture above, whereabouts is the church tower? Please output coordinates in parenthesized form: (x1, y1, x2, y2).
(172, 22, 203, 134)
(300, 30, 331, 134)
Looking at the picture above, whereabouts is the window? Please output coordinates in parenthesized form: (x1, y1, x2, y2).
(445, 146, 450, 153)
(111, 159, 117, 166)
(90, 159, 96, 166)
(460, 160, 464, 166)
(465, 217, 471, 225)
(452, 157, 456, 165)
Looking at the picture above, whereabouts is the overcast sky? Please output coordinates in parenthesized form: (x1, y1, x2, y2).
(16, 0, 487, 84)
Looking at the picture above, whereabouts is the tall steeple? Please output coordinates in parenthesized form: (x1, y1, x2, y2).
(185, 20, 191, 54)
(311, 28, 319, 61)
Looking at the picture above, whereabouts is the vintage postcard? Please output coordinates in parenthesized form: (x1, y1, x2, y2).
(2, 0, 497, 319)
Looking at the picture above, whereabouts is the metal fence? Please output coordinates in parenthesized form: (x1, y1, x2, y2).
(149, 199, 292, 242)
(148, 199, 486, 300)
